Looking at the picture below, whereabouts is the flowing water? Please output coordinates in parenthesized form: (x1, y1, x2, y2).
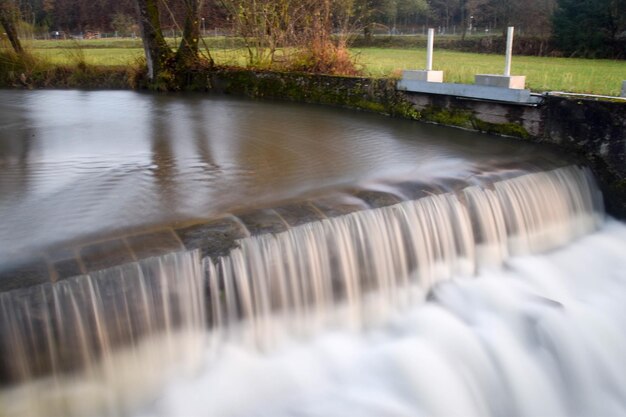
(0, 91, 624, 417)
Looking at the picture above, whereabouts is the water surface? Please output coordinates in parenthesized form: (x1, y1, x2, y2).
(1, 90, 622, 417)
(0, 90, 566, 268)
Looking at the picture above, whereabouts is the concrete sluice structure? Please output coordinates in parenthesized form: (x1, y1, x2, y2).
(0, 165, 605, 415)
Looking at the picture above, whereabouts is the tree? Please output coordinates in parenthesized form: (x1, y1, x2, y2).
(428, 0, 461, 31)
(553, 0, 626, 58)
(0, 0, 24, 54)
(221, 0, 361, 73)
(135, 0, 173, 81)
(397, 0, 429, 25)
(134, 0, 209, 85)
(359, 0, 429, 31)
(472, 0, 555, 37)
(518, 0, 556, 37)
(111, 12, 137, 36)
(379, 0, 429, 29)
(219, 0, 296, 67)
(175, 0, 201, 66)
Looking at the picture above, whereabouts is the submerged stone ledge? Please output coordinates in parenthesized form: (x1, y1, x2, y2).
(0, 172, 519, 293)
(0, 166, 595, 294)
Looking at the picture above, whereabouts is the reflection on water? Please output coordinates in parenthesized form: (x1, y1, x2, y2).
(0, 90, 567, 268)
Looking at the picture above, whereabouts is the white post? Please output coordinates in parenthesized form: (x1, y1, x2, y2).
(426, 28, 434, 71)
(401, 27, 443, 83)
(504, 26, 514, 76)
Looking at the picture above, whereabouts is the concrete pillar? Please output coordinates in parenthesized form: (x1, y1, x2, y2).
(401, 28, 444, 83)
(426, 28, 434, 71)
(504, 26, 514, 76)
(475, 26, 526, 90)
(621, 81, 626, 97)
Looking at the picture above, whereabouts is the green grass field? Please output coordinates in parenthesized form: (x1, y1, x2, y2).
(18, 38, 626, 96)
(353, 48, 625, 96)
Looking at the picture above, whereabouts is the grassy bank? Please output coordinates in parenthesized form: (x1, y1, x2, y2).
(0, 49, 131, 89)
(4, 38, 626, 95)
(354, 48, 625, 96)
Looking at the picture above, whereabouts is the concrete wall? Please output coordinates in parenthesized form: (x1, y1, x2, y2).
(542, 95, 626, 217)
(399, 90, 626, 216)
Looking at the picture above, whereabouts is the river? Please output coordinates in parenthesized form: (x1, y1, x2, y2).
(0, 90, 564, 270)
(0, 90, 623, 417)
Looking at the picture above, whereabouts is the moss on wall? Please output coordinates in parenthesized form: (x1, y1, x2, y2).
(207, 70, 421, 120)
(419, 107, 474, 129)
(473, 119, 531, 139)
(417, 105, 531, 139)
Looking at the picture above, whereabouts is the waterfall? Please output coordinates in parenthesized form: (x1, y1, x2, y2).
(0, 165, 608, 416)
(207, 166, 603, 344)
(0, 252, 206, 417)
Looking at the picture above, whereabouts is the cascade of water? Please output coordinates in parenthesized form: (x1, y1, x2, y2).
(0, 164, 606, 417)
(0, 251, 206, 416)
(160, 219, 626, 417)
(207, 166, 603, 345)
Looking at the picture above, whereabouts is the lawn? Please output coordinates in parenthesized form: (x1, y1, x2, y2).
(19, 38, 626, 96)
(353, 48, 625, 96)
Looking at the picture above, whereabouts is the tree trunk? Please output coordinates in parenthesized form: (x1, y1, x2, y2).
(363, 25, 372, 43)
(135, 0, 172, 80)
(175, 0, 201, 66)
(0, 5, 24, 54)
(460, 0, 468, 40)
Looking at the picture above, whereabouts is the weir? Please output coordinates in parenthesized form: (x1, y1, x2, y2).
(1, 91, 624, 416)
(0, 165, 607, 415)
(206, 166, 602, 341)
